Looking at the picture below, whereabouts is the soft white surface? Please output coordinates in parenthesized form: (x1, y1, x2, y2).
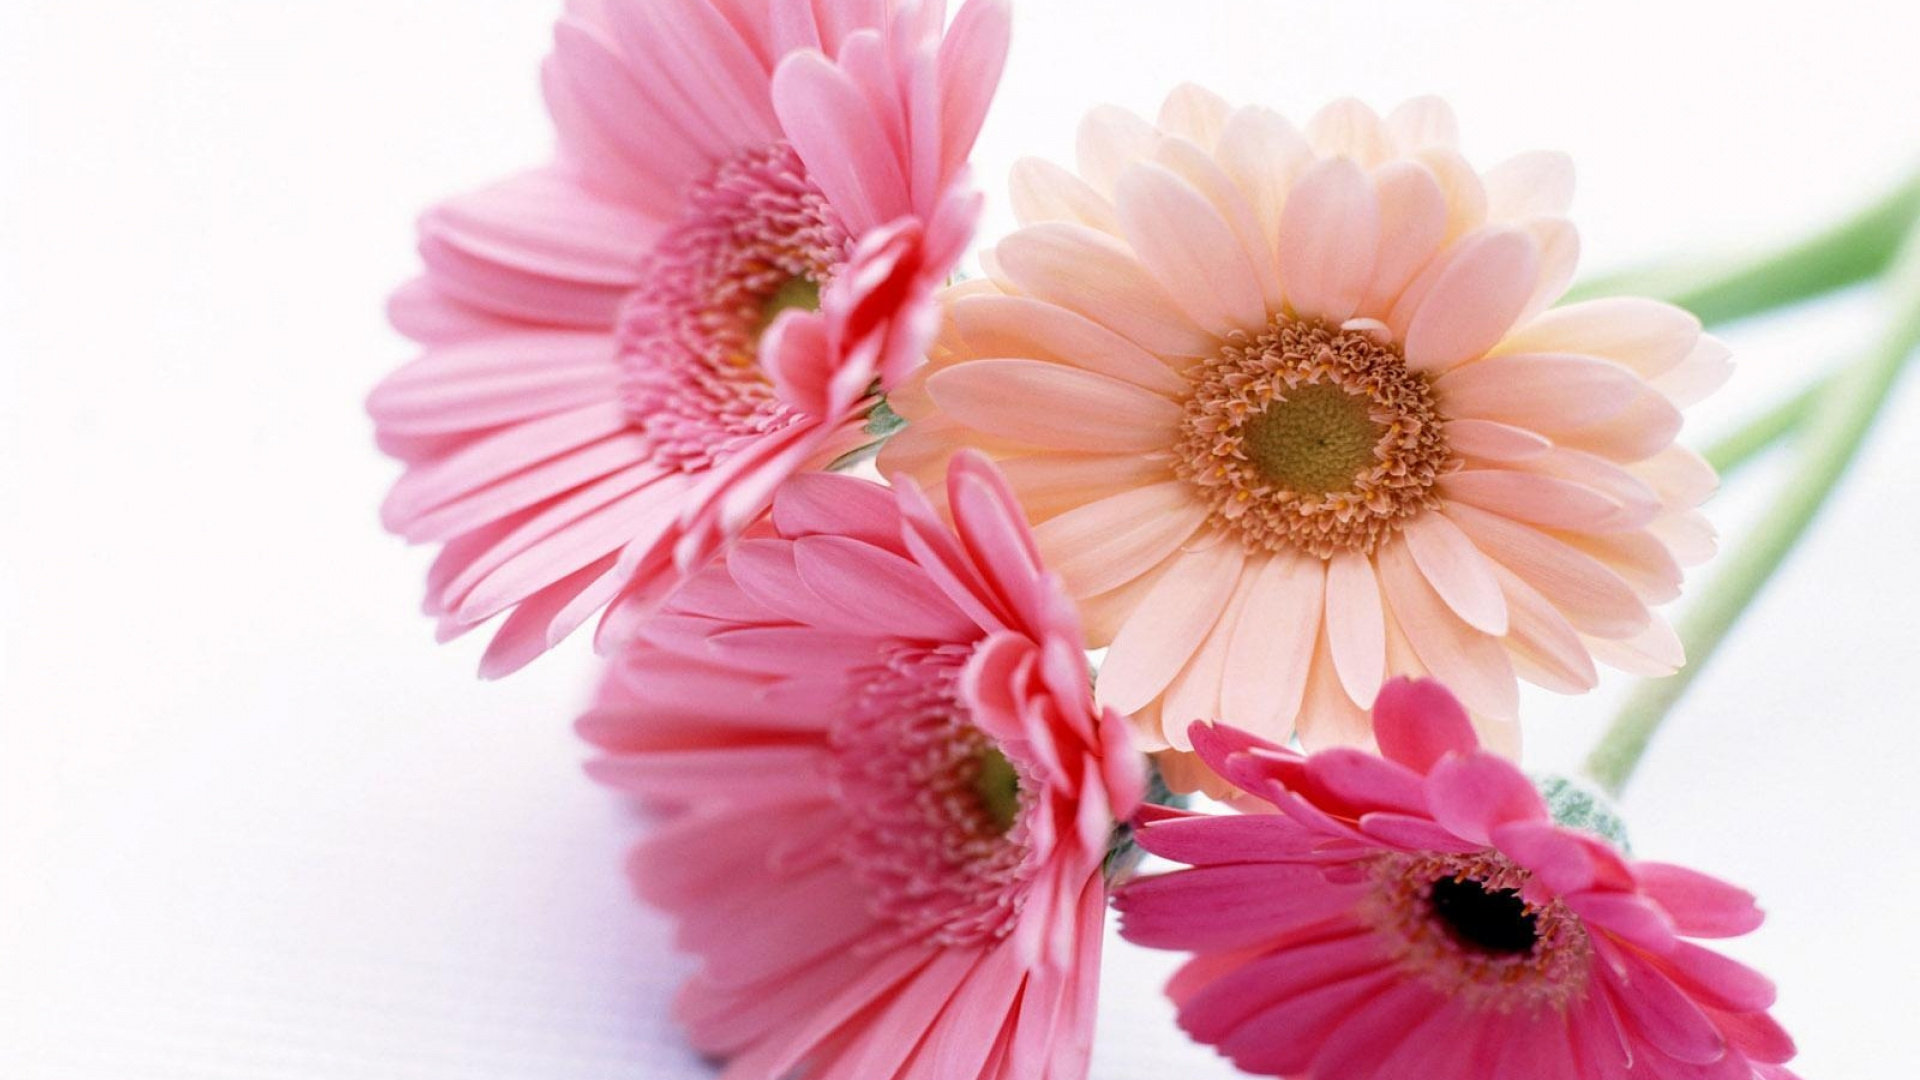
(4, 0, 1918, 1076)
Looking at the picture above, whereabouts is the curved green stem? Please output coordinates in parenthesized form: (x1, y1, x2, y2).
(1569, 168, 1920, 325)
(1701, 381, 1822, 478)
(1584, 218, 1920, 797)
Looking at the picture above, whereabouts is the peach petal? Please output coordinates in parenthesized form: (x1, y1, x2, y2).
(1323, 550, 1387, 710)
(947, 293, 1188, 394)
(1489, 564, 1599, 694)
(1009, 156, 1121, 232)
(1377, 539, 1519, 720)
(1436, 352, 1647, 431)
(1444, 418, 1554, 463)
(1401, 513, 1509, 636)
(1403, 227, 1541, 373)
(1385, 96, 1460, 153)
(1221, 552, 1326, 741)
(1032, 481, 1211, 597)
(1151, 137, 1287, 310)
(1305, 97, 1394, 165)
(1098, 541, 1247, 716)
(1116, 162, 1270, 334)
(1585, 616, 1684, 676)
(1443, 503, 1651, 638)
(994, 222, 1215, 357)
(1158, 83, 1234, 150)
(925, 359, 1184, 453)
(1216, 106, 1313, 263)
(1358, 161, 1450, 318)
(1493, 297, 1700, 379)
(1075, 104, 1160, 197)
(1484, 150, 1576, 220)
(1278, 157, 1381, 324)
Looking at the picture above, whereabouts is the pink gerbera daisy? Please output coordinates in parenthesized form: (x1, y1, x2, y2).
(578, 452, 1144, 1080)
(1114, 678, 1797, 1080)
(880, 87, 1728, 766)
(369, 0, 1009, 676)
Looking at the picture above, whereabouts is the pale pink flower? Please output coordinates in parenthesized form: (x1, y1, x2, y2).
(579, 453, 1144, 1080)
(1114, 678, 1797, 1080)
(881, 87, 1728, 768)
(370, 0, 1008, 676)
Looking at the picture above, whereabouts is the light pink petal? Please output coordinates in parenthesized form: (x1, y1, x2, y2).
(925, 359, 1183, 453)
(1371, 676, 1477, 771)
(1439, 469, 1630, 533)
(1150, 136, 1286, 311)
(1444, 418, 1553, 463)
(1560, 386, 1686, 463)
(1098, 541, 1247, 717)
(1401, 227, 1541, 373)
(1304, 97, 1393, 165)
(1118, 863, 1364, 951)
(1494, 297, 1701, 380)
(1075, 104, 1161, 197)
(1376, 536, 1519, 721)
(994, 222, 1215, 357)
(1277, 157, 1380, 324)
(948, 293, 1187, 394)
(543, 21, 713, 205)
(1652, 334, 1734, 407)
(1401, 513, 1508, 636)
(1323, 550, 1387, 709)
(1009, 156, 1121, 232)
(1036, 480, 1213, 595)
(1443, 502, 1650, 637)
(1157, 83, 1233, 149)
(1358, 160, 1450, 318)
(1517, 216, 1581, 323)
(1484, 150, 1576, 220)
(1220, 552, 1325, 740)
(773, 50, 910, 235)
(791, 535, 976, 641)
(1385, 96, 1459, 153)
(936, 0, 1012, 181)
(1585, 617, 1685, 676)
(1490, 564, 1600, 693)
(1215, 106, 1313, 264)
(771, 472, 904, 550)
(1436, 351, 1648, 431)
(1116, 162, 1269, 334)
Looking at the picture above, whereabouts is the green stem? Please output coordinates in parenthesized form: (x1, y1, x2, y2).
(1584, 218, 1920, 797)
(1700, 381, 1822, 478)
(1569, 168, 1920, 325)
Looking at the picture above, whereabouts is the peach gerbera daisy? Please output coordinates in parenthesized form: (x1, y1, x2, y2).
(580, 453, 1143, 1079)
(369, 0, 1008, 676)
(880, 87, 1728, 765)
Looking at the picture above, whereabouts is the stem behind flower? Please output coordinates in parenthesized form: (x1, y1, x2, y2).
(1585, 215, 1920, 797)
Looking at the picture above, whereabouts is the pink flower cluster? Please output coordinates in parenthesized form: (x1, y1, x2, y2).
(367, 2, 1797, 1079)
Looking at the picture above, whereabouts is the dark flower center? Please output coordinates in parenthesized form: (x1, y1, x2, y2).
(1429, 876, 1539, 955)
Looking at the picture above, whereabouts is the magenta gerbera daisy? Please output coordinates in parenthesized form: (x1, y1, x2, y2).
(579, 452, 1143, 1080)
(369, 0, 1009, 676)
(1114, 678, 1797, 1080)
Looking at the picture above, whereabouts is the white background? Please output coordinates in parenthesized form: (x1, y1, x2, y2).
(4, 1, 1918, 1076)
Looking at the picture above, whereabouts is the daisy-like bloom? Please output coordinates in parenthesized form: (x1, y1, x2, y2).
(578, 452, 1144, 1080)
(1113, 678, 1797, 1080)
(880, 87, 1729, 765)
(369, 0, 1009, 676)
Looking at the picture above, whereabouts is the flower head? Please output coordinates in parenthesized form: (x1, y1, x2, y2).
(880, 87, 1728, 767)
(1114, 678, 1797, 1080)
(579, 453, 1144, 1080)
(370, 0, 1009, 676)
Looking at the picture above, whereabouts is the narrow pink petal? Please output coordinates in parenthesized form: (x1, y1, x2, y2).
(1222, 969, 1404, 1077)
(1439, 469, 1630, 533)
(1371, 676, 1477, 771)
(1444, 418, 1553, 463)
(1310, 979, 1450, 1080)
(1586, 617, 1685, 676)
(1075, 104, 1160, 196)
(478, 554, 625, 677)
(1598, 947, 1730, 1066)
(791, 535, 976, 641)
(1490, 564, 1600, 693)
(1150, 136, 1286, 311)
(1653, 334, 1734, 407)
(1172, 929, 1384, 1047)
(1097, 541, 1246, 716)
(1401, 513, 1508, 635)
(1402, 227, 1540, 372)
(936, 0, 1012, 181)
(997, 452, 1179, 521)
(1655, 940, 1777, 1013)
(1517, 216, 1580, 323)
(1493, 297, 1701, 380)
(1117, 863, 1364, 951)
(772, 472, 904, 550)
(1323, 550, 1387, 710)
(1304, 97, 1393, 165)
(1215, 106, 1313, 266)
(1277, 157, 1380, 323)
(1116, 162, 1269, 334)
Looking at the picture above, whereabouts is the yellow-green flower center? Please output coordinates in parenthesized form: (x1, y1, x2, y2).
(970, 746, 1024, 836)
(1240, 382, 1386, 495)
(753, 274, 823, 340)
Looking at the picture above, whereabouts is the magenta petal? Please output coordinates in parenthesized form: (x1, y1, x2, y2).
(1423, 751, 1548, 845)
(1634, 861, 1766, 938)
(1371, 676, 1479, 772)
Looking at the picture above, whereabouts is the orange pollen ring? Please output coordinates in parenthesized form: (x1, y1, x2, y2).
(1173, 317, 1454, 559)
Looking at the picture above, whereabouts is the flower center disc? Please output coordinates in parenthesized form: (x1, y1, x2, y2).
(1428, 875, 1540, 955)
(1175, 317, 1453, 559)
(617, 142, 849, 470)
(830, 647, 1035, 949)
